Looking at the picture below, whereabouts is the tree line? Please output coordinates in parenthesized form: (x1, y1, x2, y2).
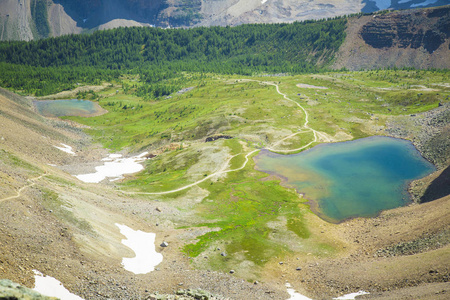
(0, 18, 347, 95)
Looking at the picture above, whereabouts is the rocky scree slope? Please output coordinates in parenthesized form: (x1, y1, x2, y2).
(0, 88, 293, 300)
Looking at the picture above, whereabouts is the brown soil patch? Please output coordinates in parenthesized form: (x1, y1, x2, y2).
(290, 194, 450, 299)
(0, 87, 289, 299)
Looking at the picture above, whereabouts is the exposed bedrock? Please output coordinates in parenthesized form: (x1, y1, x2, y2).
(360, 6, 450, 53)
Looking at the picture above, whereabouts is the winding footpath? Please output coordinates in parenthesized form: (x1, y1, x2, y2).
(259, 80, 332, 152)
(238, 79, 330, 153)
(0, 173, 47, 203)
(123, 80, 322, 196)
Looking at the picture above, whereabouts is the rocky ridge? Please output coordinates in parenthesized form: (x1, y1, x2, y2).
(1, 0, 449, 41)
(385, 102, 450, 169)
(360, 7, 450, 53)
(333, 5, 450, 70)
(383, 100, 449, 205)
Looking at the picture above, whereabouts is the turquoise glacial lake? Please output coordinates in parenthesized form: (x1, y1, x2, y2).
(34, 99, 105, 117)
(254, 137, 436, 223)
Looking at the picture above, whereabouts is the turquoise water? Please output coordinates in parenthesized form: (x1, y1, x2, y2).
(254, 137, 436, 223)
(34, 99, 104, 117)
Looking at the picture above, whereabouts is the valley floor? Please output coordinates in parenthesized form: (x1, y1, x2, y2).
(0, 70, 449, 299)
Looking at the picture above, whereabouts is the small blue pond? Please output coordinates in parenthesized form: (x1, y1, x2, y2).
(254, 136, 436, 223)
(34, 99, 105, 117)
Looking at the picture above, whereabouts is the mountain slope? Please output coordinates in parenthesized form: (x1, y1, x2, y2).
(0, 76, 448, 299)
(0, 5, 448, 99)
(0, 87, 296, 299)
(1, 0, 449, 41)
(333, 5, 450, 70)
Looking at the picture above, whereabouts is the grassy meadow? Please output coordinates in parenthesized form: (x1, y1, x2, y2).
(64, 69, 449, 275)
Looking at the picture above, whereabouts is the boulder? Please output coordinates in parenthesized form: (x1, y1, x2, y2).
(0, 279, 58, 300)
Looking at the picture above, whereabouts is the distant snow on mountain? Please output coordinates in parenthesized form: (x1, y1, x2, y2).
(411, 0, 439, 7)
(373, 0, 391, 10)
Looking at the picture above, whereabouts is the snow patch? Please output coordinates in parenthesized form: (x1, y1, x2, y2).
(333, 291, 370, 299)
(284, 283, 369, 300)
(54, 143, 76, 156)
(75, 152, 148, 183)
(285, 283, 312, 300)
(102, 153, 123, 161)
(262, 0, 268, 4)
(33, 270, 84, 300)
(411, 0, 438, 7)
(373, 0, 391, 10)
(116, 223, 163, 274)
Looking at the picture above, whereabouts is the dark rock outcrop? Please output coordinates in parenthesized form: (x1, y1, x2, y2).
(360, 6, 450, 53)
(420, 165, 450, 203)
(375, 230, 450, 257)
(333, 5, 450, 71)
(149, 288, 226, 300)
(205, 135, 233, 143)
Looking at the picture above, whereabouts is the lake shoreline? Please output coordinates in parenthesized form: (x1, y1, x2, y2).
(255, 136, 436, 224)
(33, 99, 108, 118)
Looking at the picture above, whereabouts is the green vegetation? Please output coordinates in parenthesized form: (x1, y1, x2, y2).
(183, 153, 313, 268)
(0, 19, 346, 69)
(95, 69, 447, 274)
(225, 139, 246, 169)
(0, 18, 346, 95)
(40, 188, 94, 233)
(0, 62, 120, 96)
(46, 175, 76, 187)
(0, 150, 42, 176)
(0, 17, 449, 277)
(65, 70, 449, 155)
(276, 70, 450, 138)
(123, 147, 202, 192)
(0, 150, 44, 199)
(271, 130, 316, 151)
(69, 77, 308, 151)
(30, 0, 50, 38)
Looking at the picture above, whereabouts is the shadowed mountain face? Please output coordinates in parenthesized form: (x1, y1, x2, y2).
(421, 165, 450, 203)
(360, 6, 450, 53)
(51, 0, 203, 28)
(53, 0, 168, 27)
(48, 0, 450, 28)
